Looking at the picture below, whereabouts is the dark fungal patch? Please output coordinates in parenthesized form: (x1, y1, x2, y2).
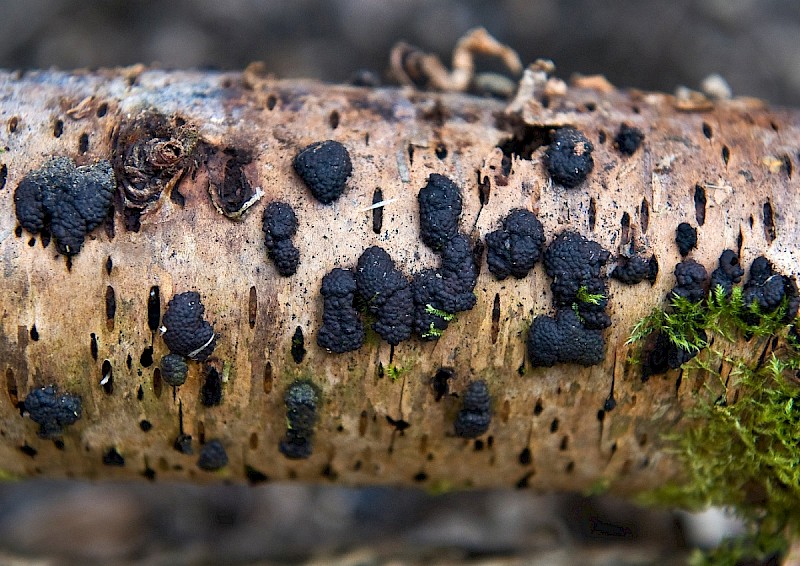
(279, 380, 319, 460)
(371, 187, 384, 234)
(112, 111, 199, 232)
(23, 386, 82, 439)
(454, 380, 491, 439)
(291, 326, 306, 363)
(197, 439, 228, 471)
(147, 286, 161, 334)
(139, 419, 152, 432)
(543, 231, 611, 330)
(544, 127, 594, 188)
(709, 250, 744, 297)
(103, 447, 125, 466)
(485, 209, 545, 280)
(518, 447, 532, 465)
(90, 333, 98, 360)
(105, 256, 113, 275)
(245, 465, 269, 484)
(355, 246, 413, 345)
(675, 222, 697, 257)
(262, 201, 300, 277)
(328, 110, 339, 129)
(29, 325, 39, 342)
(201, 366, 223, 407)
(317, 268, 365, 353)
(161, 291, 217, 361)
(386, 415, 410, 432)
(417, 173, 463, 251)
(694, 185, 707, 226)
(412, 234, 478, 339)
(527, 309, 606, 367)
(174, 433, 193, 455)
(19, 443, 37, 458)
(160, 354, 188, 387)
(702, 122, 712, 139)
(763, 200, 776, 243)
(613, 123, 644, 155)
(293, 140, 352, 204)
(53, 119, 63, 138)
(14, 157, 115, 256)
(742, 256, 800, 323)
(722, 145, 730, 165)
(672, 259, 709, 304)
(435, 144, 447, 159)
(611, 254, 658, 285)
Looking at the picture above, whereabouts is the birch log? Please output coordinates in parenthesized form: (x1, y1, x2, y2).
(0, 65, 796, 494)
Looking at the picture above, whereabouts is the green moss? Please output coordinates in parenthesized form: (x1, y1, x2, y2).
(0, 469, 19, 482)
(628, 284, 800, 561)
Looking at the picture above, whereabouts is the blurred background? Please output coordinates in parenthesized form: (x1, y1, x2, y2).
(0, 0, 796, 564)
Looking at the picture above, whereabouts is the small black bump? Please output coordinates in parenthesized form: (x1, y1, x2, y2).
(105, 256, 113, 275)
(139, 420, 152, 432)
(763, 200, 776, 243)
(78, 133, 89, 154)
(533, 399, 543, 416)
(431, 368, 453, 401)
(105, 285, 116, 322)
(435, 144, 447, 159)
(53, 119, 64, 138)
(371, 187, 384, 234)
(550, 418, 559, 433)
(722, 145, 730, 165)
(101, 360, 113, 394)
(147, 286, 161, 333)
(694, 184, 706, 226)
(675, 223, 697, 257)
(293, 140, 352, 204)
(201, 366, 223, 407)
(413, 471, 428, 482)
(245, 465, 269, 484)
(702, 122, 712, 139)
(518, 447, 532, 465)
(613, 123, 644, 155)
(140, 346, 154, 368)
(90, 333, 98, 361)
(291, 326, 306, 363)
(29, 325, 39, 342)
(174, 433, 193, 454)
(96, 103, 108, 118)
(197, 439, 228, 471)
(19, 443, 37, 458)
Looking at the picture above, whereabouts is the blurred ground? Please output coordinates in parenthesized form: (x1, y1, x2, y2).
(0, 0, 799, 105)
(0, 1, 792, 564)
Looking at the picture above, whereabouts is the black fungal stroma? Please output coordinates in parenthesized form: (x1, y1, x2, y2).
(544, 127, 594, 189)
(14, 157, 116, 256)
(454, 380, 492, 438)
(279, 380, 320, 460)
(293, 140, 352, 204)
(161, 291, 217, 361)
(262, 201, 300, 276)
(23, 386, 82, 439)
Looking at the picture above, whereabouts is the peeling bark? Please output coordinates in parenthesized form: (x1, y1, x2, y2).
(0, 65, 797, 493)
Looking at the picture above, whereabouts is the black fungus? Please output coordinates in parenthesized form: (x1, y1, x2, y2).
(317, 268, 365, 353)
(160, 354, 188, 387)
(355, 246, 413, 345)
(671, 260, 708, 304)
(174, 434, 193, 455)
(293, 140, 352, 204)
(485, 209, 546, 280)
(279, 380, 319, 460)
(526, 309, 606, 367)
(262, 201, 300, 276)
(742, 256, 800, 321)
(611, 254, 657, 285)
(454, 380, 492, 438)
(709, 250, 744, 297)
(23, 386, 82, 439)
(675, 222, 697, 257)
(197, 439, 228, 471)
(642, 330, 707, 381)
(613, 124, 645, 156)
(162, 291, 217, 361)
(14, 157, 115, 256)
(417, 173, 463, 251)
(412, 234, 478, 339)
(544, 127, 594, 188)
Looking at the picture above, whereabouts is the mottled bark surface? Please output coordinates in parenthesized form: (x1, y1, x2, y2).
(0, 67, 796, 494)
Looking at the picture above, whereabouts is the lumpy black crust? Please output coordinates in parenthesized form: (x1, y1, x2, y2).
(160, 354, 188, 387)
(611, 254, 658, 285)
(263, 201, 300, 276)
(14, 157, 115, 256)
(417, 173, 463, 251)
(527, 309, 606, 367)
(355, 246, 413, 345)
(317, 268, 365, 353)
(743, 256, 800, 320)
(197, 439, 228, 471)
(412, 234, 478, 339)
(279, 380, 319, 460)
(23, 386, 82, 439)
(671, 260, 708, 304)
(293, 140, 352, 204)
(486, 209, 546, 280)
(454, 380, 491, 438)
(544, 127, 594, 188)
(162, 291, 217, 361)
(709, 250, 744, 296)
(614, 124, 645, 156)
(675, 222, 698, 257)
(543, 231, 610, 307)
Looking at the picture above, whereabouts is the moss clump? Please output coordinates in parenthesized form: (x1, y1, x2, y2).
(629, 283, 800, 561)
